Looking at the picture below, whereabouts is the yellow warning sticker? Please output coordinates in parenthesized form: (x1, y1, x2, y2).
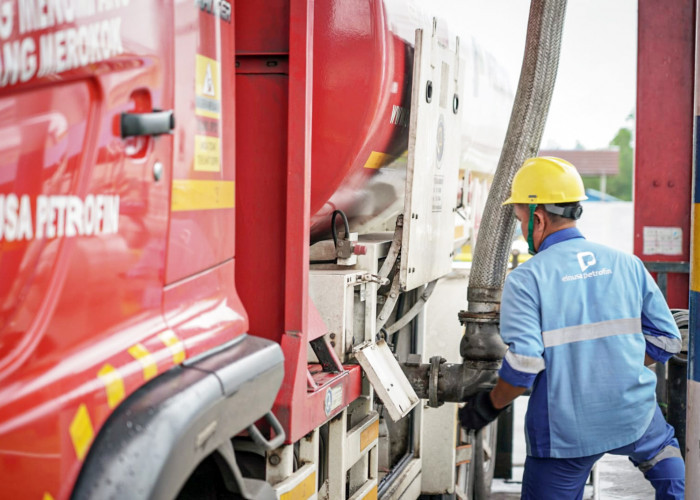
(693, 205, 700, 292)
(128, 343, 158, 381)
(195, 54, 221, 119)
(364, 151, 397, 169)
(158, 331, 186, 365)
(97, 364, 125, 409)
(361, 485, 378, 500)
(171, 180, 235, 212)
(360, 420, 379, 452)
(280, 470, 316, 500)
(194, 135, 221, 172)
(69, 404, 94, 461)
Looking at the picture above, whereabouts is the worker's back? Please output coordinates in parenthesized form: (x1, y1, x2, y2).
(500, 227, 681, 458)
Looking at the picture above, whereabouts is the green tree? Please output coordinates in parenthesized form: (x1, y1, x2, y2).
(581, 127, 634, 201)
(607, 127, 633, 201)
(582, 175, 599, 191)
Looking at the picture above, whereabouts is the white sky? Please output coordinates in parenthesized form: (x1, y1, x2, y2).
(420, 0, 638, 150)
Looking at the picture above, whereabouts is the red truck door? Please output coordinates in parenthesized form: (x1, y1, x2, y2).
(0, 2, 175, 498)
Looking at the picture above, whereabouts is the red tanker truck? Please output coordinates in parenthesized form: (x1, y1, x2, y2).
(0, 1, 513, 498)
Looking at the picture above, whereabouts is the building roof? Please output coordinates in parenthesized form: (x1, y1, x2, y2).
(537, 149, 620, 176)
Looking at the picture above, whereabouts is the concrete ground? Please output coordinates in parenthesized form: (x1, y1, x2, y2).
(428, 266, 657, 499)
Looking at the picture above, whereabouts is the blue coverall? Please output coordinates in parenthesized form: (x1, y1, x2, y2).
(499, 227, 685, 499)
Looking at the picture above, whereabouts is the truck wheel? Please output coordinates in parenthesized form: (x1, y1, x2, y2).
(177, 454, 230, 500)
(472, 423, 497, 500)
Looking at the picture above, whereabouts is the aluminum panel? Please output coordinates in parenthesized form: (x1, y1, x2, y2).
(309, 270, 363, 360)
(401, 21, 464, 291)
(354, 340, 419, 422)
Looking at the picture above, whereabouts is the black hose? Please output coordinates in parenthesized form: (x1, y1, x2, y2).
(331, 209, 350, 248)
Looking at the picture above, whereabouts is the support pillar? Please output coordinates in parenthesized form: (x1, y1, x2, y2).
(687, 0, 700, 489)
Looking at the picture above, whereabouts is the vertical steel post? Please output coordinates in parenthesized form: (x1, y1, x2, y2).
(636, 0, 694, 309)
(688, 4, 700, 486)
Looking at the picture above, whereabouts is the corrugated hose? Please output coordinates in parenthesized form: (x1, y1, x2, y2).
(460, 0, 568, 362)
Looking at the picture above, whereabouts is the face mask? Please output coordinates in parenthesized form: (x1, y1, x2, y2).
(527, 204, 537, 255)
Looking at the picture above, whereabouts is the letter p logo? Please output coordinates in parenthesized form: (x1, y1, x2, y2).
(577, 251, 596, 272)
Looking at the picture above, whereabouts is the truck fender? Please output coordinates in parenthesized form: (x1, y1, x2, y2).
(71, 334, 284, 500)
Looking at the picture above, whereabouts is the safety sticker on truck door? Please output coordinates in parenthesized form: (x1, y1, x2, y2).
(194, 54, 221, 172)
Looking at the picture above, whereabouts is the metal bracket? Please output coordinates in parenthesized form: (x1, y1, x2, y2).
(309, 335, 344, 373)
(247, 411, 285, 451)
(359, 273, 390, 286)
(376, 273, 402, 332)
(378, 214, 404, 279)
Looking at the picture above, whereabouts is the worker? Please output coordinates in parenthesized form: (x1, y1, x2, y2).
(459, 157, 685, 499)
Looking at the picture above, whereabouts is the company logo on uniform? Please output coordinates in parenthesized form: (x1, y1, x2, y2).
(561, 251, 612, 282)
(577, 251, 596, 272)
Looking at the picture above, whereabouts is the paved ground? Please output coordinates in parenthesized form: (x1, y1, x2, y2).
(428, 267, 657, 499)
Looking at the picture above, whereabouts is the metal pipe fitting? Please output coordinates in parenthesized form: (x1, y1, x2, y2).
(401, 356, 500, 407)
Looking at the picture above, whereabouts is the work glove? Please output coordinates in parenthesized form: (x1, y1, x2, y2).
(458, 390, 504, 432)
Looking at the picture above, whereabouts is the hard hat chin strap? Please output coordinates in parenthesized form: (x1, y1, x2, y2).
(527, 204, 537, 255)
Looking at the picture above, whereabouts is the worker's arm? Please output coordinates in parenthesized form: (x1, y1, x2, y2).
(490, 378, 528, 409)
(459, 271, 542, 432)
(639, 263, 682, 364)
(496, 273, 544, 393)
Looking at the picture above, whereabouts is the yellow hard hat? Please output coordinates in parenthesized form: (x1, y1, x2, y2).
(502, 156, 588, 205)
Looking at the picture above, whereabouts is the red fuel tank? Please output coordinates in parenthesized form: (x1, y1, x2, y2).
(309, 0, 513, 241)
(310, 0, 412, 238)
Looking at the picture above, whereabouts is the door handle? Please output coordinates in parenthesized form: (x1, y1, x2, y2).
(120, 110, 175, 138)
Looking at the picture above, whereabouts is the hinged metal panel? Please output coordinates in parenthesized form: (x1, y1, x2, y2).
(309, 270, 364, 361)
(354, 340, 419, 422)
(401, 20, 464, 291)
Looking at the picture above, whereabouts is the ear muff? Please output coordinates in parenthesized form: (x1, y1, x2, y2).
(543, 203, 584, 220)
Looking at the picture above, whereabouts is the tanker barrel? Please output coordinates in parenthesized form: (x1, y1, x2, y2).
(401, 356, 500, 407)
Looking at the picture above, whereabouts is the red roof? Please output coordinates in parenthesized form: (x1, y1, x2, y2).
(537, 150, 620, 176)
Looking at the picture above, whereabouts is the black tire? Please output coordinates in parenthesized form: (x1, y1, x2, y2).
(473, 422, 498, 500)
(177, 454, 237, 500)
